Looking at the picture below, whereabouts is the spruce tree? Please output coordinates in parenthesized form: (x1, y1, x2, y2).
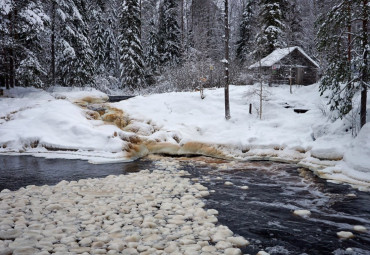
(158, 0, 182, 66)
(56, 0, 95, 87)
(145, 19, 160, 76)
(104, 7, 118, 76)
(255, 0, 287, 58)
(119, 0, 146, 90)
(91, 5, 106, 74)
(0, 0, 48, 88)
(285, 0, 304, 48)
(236, 0, 255, 63)
(317, 0, 369, 128)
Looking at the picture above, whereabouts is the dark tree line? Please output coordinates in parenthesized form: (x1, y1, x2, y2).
(0, 0, 368, 128)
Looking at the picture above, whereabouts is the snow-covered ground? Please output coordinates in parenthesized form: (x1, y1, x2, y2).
(0, 84, 369, 190)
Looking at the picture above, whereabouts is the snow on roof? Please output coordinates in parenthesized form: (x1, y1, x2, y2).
(249, 46, 320, 69)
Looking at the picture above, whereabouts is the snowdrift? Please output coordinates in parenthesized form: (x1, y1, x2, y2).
(0, 85, 369, 191)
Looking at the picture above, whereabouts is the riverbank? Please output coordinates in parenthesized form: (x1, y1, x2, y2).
(0, 158, 248, 255)
(0, 85, 369, 190)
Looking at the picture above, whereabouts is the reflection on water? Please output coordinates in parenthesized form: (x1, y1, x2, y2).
(0, 155, 152, 191)
(1, 155, 369, 254)
(178, 158, 370, 255)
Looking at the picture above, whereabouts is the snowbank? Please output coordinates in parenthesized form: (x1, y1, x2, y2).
(0, 85, 369, 190)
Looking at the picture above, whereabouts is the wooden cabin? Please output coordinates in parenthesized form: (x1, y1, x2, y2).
(248, 47, 320, 85)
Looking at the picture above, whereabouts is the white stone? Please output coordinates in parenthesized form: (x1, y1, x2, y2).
(240, 186, 249, 190)
(227, 236, 249, 247)
(224, 248, 242, 255)
(224, 181, 233, 186)
(201, 246, 217, 252)
(337, 231, 355, 239)
(207, 209, 218, 215)
(211, 227, 233, 242)
(257, 251, 270, 255)
(122, 248, 138, 255)
(215, 241, 232, 249)
(293, 210, 311, 217)
(353, 225, 367, 233)
(79, 237, 93, 246)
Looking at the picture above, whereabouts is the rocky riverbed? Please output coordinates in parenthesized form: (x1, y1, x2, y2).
(0, 159, 248, 255)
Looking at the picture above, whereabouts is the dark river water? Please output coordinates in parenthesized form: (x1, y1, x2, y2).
(1, 155, 369, 255)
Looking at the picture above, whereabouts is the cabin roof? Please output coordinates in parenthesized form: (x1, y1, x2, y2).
(249, 46, 320, 69)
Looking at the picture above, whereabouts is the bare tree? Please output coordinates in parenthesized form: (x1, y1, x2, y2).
(224, 0, 230, 120)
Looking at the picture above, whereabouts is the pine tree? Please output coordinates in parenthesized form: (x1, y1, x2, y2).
(56, 0, 95, 87)
(317, 0, 369, 128)
(0, 0, 48, 88)
(190, 0, 223, 61)
(91, 5, 106, 74)
(119, 0, 146, 90)
(0, 0, 15, 89)
(145, 19, 160, 76)
(104, 6, 118, 76)
(285, 0, 304, 48)
(236, 0, 255, 63)
(255, 0, 287, 58)
(158, 0, 182, 66)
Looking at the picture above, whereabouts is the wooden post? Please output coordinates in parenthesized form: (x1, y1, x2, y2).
(249, 104, 252, 114)
(224, 0, 230, 120)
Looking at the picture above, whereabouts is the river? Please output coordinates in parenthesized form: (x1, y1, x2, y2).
(0, 155, 369, 254)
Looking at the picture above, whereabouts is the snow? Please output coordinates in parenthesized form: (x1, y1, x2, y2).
(249, 46, 320, 69)
(0, 84, 369, 190)
(0, 0, 12, 15)
(0, 159, 246, 254)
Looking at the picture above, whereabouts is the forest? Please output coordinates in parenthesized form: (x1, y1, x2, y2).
(0, 0, 369, 127)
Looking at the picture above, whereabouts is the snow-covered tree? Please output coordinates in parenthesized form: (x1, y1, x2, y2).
(90, 5, 106, 74)
(190, 0, 224, 61)
(145, 19, 160, 76)
(158, 0, 182, 66)
(56, 0, 95, 87)
(284, 0, 304, 48)
(119, 0, 146, 90)
(236, 0, 255, 63)
(0, 0, 48, 88)
(317, 0, 369, 128)
(104, 5, 119, 76)
(255, 0, 287, 58)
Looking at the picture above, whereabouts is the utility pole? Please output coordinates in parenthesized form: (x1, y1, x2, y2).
(224, 0, 230, 120)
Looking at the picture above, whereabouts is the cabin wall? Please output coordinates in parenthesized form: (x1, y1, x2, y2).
(249, 49, 319, 85)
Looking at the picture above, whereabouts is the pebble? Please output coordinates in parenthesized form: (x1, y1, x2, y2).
(337, 231, 355, 239)
(0, 159, 244, 255)
(293, 209, 311, 217)
(353, 225, 367, 233)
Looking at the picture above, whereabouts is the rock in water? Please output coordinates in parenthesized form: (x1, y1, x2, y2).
(293, 209, 311, 217)
(336, 231, 355, 239)
(353, 225, 367, 233)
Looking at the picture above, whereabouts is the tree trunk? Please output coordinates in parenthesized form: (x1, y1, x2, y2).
(360, 0, 368, 128)
(51, 1, 56, 87)
(9, 11, 15, 88)
(224, 0, 230, 120)
(181, 0, 184, 46)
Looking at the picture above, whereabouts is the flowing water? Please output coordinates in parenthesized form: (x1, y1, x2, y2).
(0, 155, 369, 255)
